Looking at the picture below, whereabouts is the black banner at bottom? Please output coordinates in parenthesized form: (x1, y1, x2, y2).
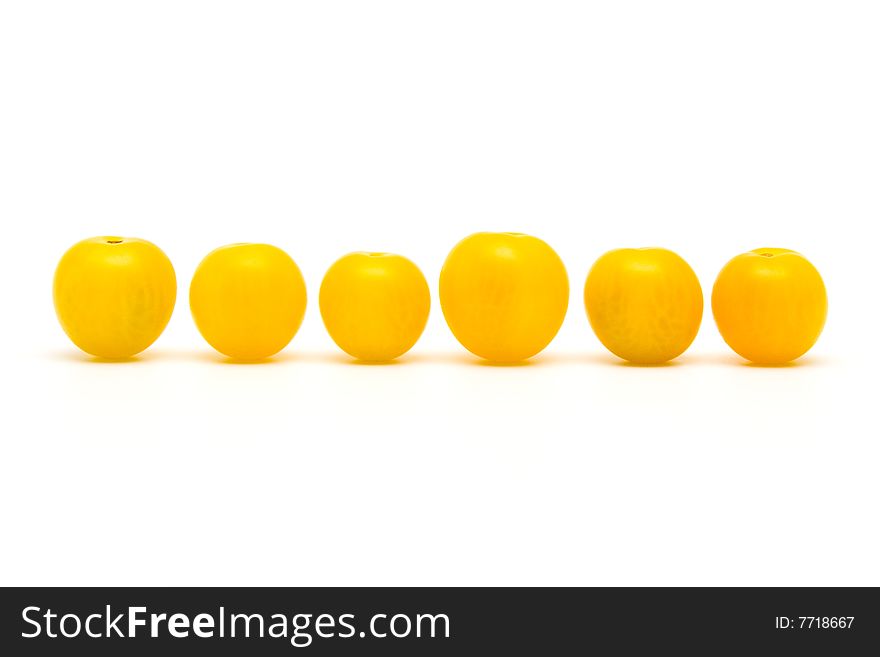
(1, 587, 877, 654)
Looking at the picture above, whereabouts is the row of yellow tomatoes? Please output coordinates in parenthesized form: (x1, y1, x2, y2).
(53, 233, 827, 365)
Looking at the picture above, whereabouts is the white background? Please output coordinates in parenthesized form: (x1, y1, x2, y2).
(1, 1, 878, 586)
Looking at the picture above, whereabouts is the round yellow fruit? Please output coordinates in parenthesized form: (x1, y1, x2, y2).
(439, 232, 569, 362)
(584, 248, 703, 364)
(319, 252, 430, 361)
(712, 248, 827, 364)
(189, 243, 307, 360)
(53, 236, 177, 359)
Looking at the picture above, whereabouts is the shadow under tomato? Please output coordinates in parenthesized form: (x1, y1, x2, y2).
(310, 351, 407, 366)
(46, 350, 157, 364)
(553, 352, 682, 368)
(613, 359, 681, 368)
(443, 352, 544, 367)
(195, 351, 299, 366)
(741, 357, 826, 369)
(347, 358, 406, 366)
(269, 351, 409, 366)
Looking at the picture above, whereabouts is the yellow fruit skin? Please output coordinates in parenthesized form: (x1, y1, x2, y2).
(319, 252, 430, 361)
(53, 236, 177, 359)
(584, 248, 703, 364)
(439, 232, 569, 362)
(189, 243, 307, 360)
(711, 248, 827, 364)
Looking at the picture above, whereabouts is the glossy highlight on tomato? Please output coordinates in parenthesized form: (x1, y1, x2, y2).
(53, 236, 177, 359)
(439, 232, 569, 362)
(319, 252, 430, 361)
(189, 243, 307, 361)
(712, 248, 827, 364)
(584, 248, 703, 364)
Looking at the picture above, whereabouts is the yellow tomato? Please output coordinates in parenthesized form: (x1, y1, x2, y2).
(439, 232, 569, 362)
(189, 243, 307, 360)
(584, 248, 703, 364)
(319, 252, 430, 361)
(712, 248, 827, 364)
(53, 236, 177, 359)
